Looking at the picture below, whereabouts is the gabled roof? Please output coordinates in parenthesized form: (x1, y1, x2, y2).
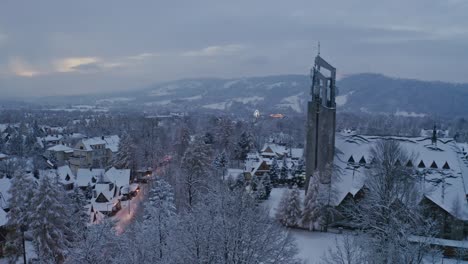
(333, 132, 468, 221)
(47, 144, 74, 153)
(43, 135, 63, 142)
(76, 168, 105, 187)
(78, 135, 120, 152)
(39, 165, 75, 185)
(105, 167, 130, 188)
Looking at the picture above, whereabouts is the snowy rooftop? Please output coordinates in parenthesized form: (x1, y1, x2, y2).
(224, 169, 244, 180)
(39, 165, 75, 185)
(105, 167, 131, 188)
(43, 135, 63, 142)
(47, 144, 74, 153)
(76, 168, 105, 187)
(0, 177, 12, 210)
(0, 208, 7, 227)
(333, 132, 468, 221)
(80, 135, 120, 152)
(0, 153, 7, 159)
(94, 183, 117, 202)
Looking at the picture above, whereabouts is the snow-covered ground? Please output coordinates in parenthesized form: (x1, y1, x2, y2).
(276, 92, 304, 113)
(113, 184, 148, 234)
(264, 188, 468, 264)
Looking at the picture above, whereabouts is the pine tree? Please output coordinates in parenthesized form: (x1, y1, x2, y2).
(280, 156, 290, 183)
(252, 176, 266, 200)
(142, 178, 176, 261)
(29, 175, 73, 262)
(68, 187, 89, 242)
(269, 158, 280, 185)
(113, 133, 135, 169)
(285, 186, 302, 227)
(181, 137, 212, 207)
(6, 170, 36, 257)
(213, 151, 228, 178)
(276, 186, 302, 227)
(66, 220, 123, 264)
(302, 172, 323, 230)
(175, 126, 190, 158)
(276, 189, 290, 226)
(215, 117, 234, 152)
(263, 174, 272, 198)
(235, 131, 254, 161)
(8, 133, 24, 156)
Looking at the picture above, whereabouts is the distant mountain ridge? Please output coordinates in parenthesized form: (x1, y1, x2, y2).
(35, 73, 468, 118)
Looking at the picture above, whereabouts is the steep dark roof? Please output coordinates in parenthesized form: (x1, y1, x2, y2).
(418, 160, 426, 168)
(359, 156, 366, 165)
(442, 161, 450, 170)
(406, 160, 413, 167)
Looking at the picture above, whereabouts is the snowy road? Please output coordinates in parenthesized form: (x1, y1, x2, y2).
(113, 183, 148, 234)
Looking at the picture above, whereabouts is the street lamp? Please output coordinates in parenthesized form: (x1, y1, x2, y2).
(20, 225, 27, 264)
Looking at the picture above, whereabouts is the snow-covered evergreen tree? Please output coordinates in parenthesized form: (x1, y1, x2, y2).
(67, 187, 89, 241)
(276, 186, 302, 227)
(302, 172, 323, 230)
(181, 137, 212, 207)
(5, 170, 36, 258)
(280, 156, 290, 182)
(141, 178, 176, 261)
(213, 150, 228, 178)
(269, 158, 280, 185)
(8, 133, 24, 156)
(113, 133, 135, 169)
(29, 175, 73, 262)
(66, 220, 123, 264)
(234, 131, 254, 161)
(252, 176, 267, 200)
(263, 174, 272, 198)
(215, 117, 233, 151)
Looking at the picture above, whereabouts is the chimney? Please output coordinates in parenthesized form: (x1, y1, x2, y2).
(101, 136, 105, 140)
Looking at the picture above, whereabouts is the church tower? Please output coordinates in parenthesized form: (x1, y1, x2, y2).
(305, 55, 337, 190)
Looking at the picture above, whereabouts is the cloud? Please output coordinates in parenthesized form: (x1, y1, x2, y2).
(54, 57, 100, 72)
(182, 44, 245, 57)
(126, 52, 159, 60)
(365, 24, 468, 43)
(8, 57, 40, 77)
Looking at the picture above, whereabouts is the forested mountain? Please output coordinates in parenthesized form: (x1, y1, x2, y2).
(36, 74, 468, 118)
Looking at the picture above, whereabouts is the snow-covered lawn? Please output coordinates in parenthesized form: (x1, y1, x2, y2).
(290, 229, 342, 263)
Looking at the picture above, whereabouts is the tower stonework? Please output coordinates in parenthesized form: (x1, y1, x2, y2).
(305, 55, 337, 190)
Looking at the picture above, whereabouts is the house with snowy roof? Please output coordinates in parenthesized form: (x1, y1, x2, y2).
(244, 145, 303, 181)
(39, 165, 75, 190)
(91, 182, 122, 216)
(69, 135, 120, 172)
(39, 135, 64, 148)
(76, 168, 106, 189)
(76, 167, 131, 215)
(326, 132, 468, 240)
(44, 144, 74, 166)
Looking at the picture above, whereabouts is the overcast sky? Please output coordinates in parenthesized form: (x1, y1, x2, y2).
(1, 0, 468, 98)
